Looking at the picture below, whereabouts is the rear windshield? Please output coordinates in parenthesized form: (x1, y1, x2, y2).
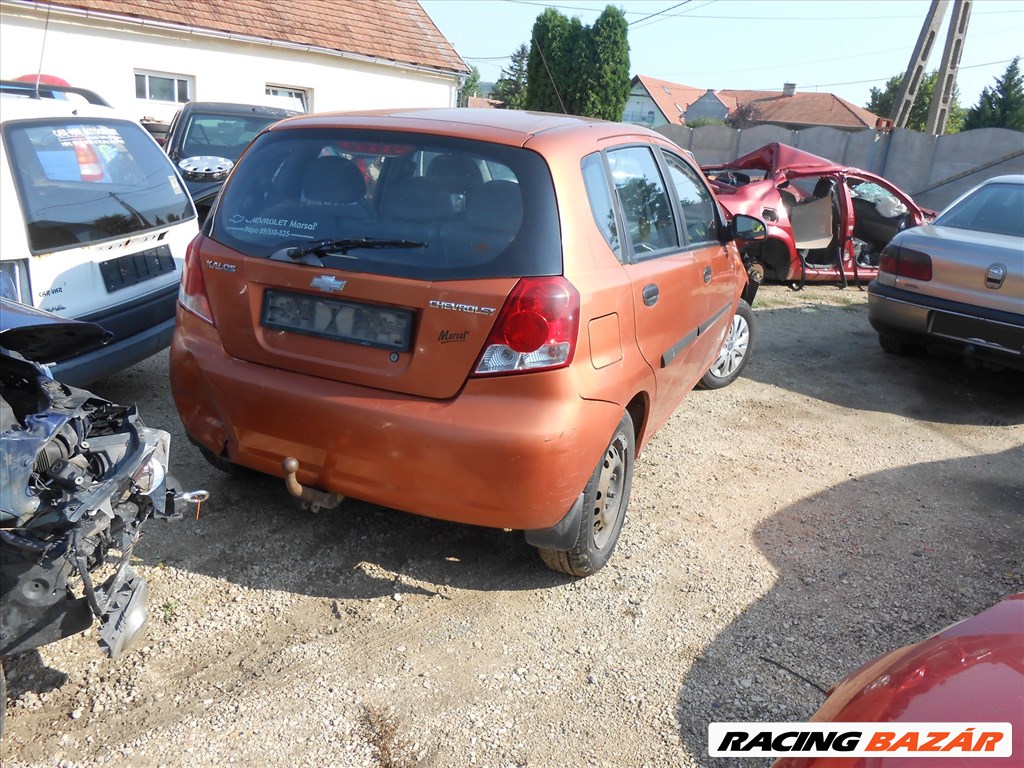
(4, 118, 196, 254)
(179, 112, 285, 161)
(210, 127, 562, 280)
(936, 182, 1024, 238)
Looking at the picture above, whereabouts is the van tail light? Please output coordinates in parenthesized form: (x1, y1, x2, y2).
(473, 277, 580, 376)
(73, 141, 104, 181)
(178, 236, 216, 326)
(880, 245, 932, 281)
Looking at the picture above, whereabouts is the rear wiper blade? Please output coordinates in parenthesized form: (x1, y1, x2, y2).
(271, 237, 427, 265)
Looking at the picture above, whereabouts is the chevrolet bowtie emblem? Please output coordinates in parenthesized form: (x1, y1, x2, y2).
(310, 276, 346, 293)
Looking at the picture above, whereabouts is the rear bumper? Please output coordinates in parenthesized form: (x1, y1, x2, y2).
(868, 281, 1024, 370)
(51, 315, 175, 386)
(170, 309, 622, 530)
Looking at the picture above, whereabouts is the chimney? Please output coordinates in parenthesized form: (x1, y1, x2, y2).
(782, 83, 796, 97)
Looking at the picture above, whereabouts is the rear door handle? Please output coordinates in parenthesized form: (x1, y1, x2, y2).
(704, 266, 712, 283)
(642, 284, 659, 306)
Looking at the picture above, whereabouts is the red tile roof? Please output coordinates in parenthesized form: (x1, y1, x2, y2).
(718, 89, 879, 129)
(634, 75, 707, 125)
(43, 0, 469, 75)
(633, 75, 879, 129)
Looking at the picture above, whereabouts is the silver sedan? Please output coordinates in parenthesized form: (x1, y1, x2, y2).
(868, 174, 1024, 371)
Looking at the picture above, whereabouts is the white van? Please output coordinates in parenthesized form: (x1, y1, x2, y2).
(0, 93, 198, 385)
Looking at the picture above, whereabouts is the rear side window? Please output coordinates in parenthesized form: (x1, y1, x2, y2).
(211, 128, 562, 280)
(581, 153, 620, 260)
(4, 118, 195, 253)
(606, 146, 678, 256)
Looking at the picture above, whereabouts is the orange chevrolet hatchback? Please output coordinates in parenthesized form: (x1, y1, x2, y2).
(170, 109, 765, 575)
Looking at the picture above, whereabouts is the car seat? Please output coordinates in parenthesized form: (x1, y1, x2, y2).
(443, 180, 522, 266)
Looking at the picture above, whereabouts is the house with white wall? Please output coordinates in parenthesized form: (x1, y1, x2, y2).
(0, 0, 469, 123)
(625, 74, 880, 132)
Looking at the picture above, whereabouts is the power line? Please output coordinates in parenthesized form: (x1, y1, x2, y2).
(628, 2, 692, 27)
(754, 58, 1016, 93)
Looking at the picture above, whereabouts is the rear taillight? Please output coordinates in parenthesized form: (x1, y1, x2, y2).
(879, 245, 932, 281)
(178, 236, 216, 325)
(474, 277, 580, 376)
(73, 141, 104, 182)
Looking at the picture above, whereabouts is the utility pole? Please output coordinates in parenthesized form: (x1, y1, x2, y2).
(890, 0, 971, 135)
(926, 0, 972, 134)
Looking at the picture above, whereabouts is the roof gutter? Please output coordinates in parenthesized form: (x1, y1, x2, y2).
(4, 0, 468, 79)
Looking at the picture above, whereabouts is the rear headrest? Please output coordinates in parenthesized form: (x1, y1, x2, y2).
(467, 180, 522, 230)
(302, 156, 366, 205)
(380, 177, 452, 222)
(427, 153, 483, 184)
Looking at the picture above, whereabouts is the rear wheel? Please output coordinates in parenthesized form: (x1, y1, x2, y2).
(538, 413, 634, 577)
(698, 300, 755, 390)
(878, 333, 918, 356)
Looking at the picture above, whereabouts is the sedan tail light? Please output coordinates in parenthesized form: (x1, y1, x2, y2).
(178, 236, 216, 325)
(473, 277, 580, 376)
(880, 245, 932, 281)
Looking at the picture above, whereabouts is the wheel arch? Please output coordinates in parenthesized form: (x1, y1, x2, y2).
(625, 392, 650, 453)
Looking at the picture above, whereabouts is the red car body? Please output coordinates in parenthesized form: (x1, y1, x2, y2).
(703, 143, 933, 287)
(773, 592, 1024, 768)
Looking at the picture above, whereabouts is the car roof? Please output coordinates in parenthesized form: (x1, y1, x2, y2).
(267, 108, 670, 148)
(179, 101, 301, 118)
(0, 94, 121, 123)
(977, 174, 1024, 185)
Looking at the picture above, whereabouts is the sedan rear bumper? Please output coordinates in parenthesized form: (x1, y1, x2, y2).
(170, 309, 623, 530)
(868, 281, 1024, 370)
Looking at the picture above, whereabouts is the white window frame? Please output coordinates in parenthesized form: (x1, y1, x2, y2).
(266, 84, 309, 113)
(135, 70, 193, 103)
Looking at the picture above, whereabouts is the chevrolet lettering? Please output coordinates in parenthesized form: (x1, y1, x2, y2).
(429, 300, 497, 316)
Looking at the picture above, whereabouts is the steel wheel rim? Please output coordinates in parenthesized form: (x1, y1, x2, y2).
(709, 313, 749, 378)
(592, 435, 627, 550)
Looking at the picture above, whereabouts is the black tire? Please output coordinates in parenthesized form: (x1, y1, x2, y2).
(1, 656, 6, 743)
(698, 300, 755, 390)
(878, 333, 917, 356)
(538, 413, 634, 577)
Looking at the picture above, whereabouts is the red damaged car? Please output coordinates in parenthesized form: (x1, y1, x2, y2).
(773, 592, 1024, 768)
(703, 143, 933, 288)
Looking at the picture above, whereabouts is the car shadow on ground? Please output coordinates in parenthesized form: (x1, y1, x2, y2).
(675, 444, 1024, 767)
(747, 302, 1024, 426)
(136, 460, 572, 601)
(79, 358, 575, 604)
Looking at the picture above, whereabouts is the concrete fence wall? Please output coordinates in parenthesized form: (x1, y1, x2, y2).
(656, 124, 1024, 212)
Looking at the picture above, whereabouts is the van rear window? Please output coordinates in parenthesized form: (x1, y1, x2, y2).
(210, 128, 562, 280)
(4, 118, 196, 253)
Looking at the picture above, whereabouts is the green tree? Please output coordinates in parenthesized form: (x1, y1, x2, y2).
(964, 57, 1024, 131)
(866, 71, 964, 134)
(458, 66, 481, 107)
(524, 5, 630, 119)
(491, 44, 529, 110)
(525, 8, 570, 113)
(589, 6, 631, 120)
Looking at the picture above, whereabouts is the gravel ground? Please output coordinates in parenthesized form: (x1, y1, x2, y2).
(2, 284, 1022, 767)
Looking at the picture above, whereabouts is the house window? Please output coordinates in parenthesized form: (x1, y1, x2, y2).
(266, 85, 308, 112)
(135, 71, 191, 103)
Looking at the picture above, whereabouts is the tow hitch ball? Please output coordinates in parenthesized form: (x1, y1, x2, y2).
(281, 457, 344, 513)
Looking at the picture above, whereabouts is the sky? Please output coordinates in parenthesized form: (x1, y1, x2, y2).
(419, 0, 1024, 110)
